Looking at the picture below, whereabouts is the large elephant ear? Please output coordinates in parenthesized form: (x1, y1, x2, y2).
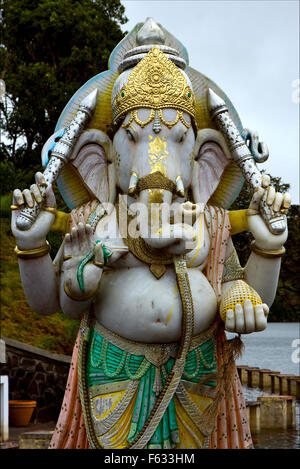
(192, 129, 244, 208)
(42, 129, 115, 209)
(187, 67, 245, 208)
(39, 22, 152, 210)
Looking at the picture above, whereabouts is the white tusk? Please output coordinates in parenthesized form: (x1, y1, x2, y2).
(128, 171, 139, 195)
(176, 175, 185, 197)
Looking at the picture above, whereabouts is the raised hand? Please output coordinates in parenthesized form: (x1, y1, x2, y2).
(62, 222, 104, 300)
(11, 172, 56, 249)
(225, 300, 269, 334)
(247, 174, 291, 250)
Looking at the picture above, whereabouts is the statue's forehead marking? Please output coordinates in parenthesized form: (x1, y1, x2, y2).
(148, 135, 168, 175)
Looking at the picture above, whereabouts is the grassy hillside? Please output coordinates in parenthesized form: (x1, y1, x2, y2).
(0, 216, 80, 355)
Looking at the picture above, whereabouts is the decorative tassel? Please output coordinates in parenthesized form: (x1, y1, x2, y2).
(153, 366, 162, 396)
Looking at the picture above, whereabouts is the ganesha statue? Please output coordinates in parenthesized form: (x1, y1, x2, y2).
(11, 19, 290, 449)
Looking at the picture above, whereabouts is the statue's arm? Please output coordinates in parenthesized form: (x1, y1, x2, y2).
(17, 254, 60, 315)
(220, 175, 291, 334)
(244, 251, 281, 307)
(220, 238, 269, 334)
(244, 174, 290, 306)
(58, 224, 104, 319)
(11, 174, 60, 315)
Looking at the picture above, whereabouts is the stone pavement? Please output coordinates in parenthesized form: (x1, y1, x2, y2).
(1, 421, 56, 449)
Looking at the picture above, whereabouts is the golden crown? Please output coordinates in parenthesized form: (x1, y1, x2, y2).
(114, 46, 196, 123)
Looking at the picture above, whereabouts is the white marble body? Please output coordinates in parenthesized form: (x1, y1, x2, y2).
(11, 109, 290, 342)
(80, 208, 215, 343)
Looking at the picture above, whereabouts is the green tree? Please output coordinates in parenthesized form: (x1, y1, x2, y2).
(0, 0, 127, 168)
(230, 175, 299, 321)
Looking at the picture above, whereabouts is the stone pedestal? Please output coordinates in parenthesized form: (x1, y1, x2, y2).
(271, 373, 281, 394)
(280, 396, 296, 429)
(292, 378, 300, 400)
(278, 375, 292, 395)
(250, 369, 261, 388)
(237, 366, 249, 385)
(247, 367, 260, 388)
(246, 401, 261, 433)
(19, 430, 53, 449)
(258, 369, 272, 391)
(258, 396, 291, 430)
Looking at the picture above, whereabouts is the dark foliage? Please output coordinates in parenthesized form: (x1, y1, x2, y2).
(0, 0, 127, 168)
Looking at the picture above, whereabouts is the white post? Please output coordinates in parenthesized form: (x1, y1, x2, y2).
(0, 339, 5, 364)
(0, 375, 9, 442)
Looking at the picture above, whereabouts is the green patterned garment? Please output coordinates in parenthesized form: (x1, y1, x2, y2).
(86, 327, 217, 449)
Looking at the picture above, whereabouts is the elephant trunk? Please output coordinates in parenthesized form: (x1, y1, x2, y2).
(131, 172, 192, 249)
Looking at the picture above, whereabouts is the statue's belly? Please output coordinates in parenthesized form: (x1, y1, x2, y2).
(94, 266, 218, 343)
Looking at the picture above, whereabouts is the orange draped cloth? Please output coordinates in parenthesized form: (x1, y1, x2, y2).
(49, 205, 252, 449)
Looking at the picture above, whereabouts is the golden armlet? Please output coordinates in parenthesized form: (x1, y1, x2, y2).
(50, 211, 71, 234)
(246, 208, 260, 216)
(219, 279, 262, 322)
(63, 282, 99, 301)
(15, 241, 50, 259)
(228, 209, 249, 235)
(250, 241, 286, 259)
(43, 206, 57, 216)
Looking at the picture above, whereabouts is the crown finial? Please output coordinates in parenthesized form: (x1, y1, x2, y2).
(137, 18, 165, 46)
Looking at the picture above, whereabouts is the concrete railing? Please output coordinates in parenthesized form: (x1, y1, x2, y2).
(237, 365, 300, 399)
(0, 337, 71, 424)
(246, 395, 297, 433)
(240, 365, 299, 434)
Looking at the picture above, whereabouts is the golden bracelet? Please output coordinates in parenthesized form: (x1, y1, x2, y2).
(63, 282, 99, 301)
(246, 208, 260, 216)
(10, 205, 19, 211)
(250, 241, 286, 259)
(43, 206, 57, 216)
(94, 260, 104, 268)
(15, 241, 50, 259)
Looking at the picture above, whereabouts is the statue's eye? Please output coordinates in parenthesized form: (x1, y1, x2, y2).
(178, 131, 187, 143)
(126, 129, 135, 142)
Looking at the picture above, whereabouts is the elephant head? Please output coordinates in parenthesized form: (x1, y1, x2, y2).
(48, 19, 243, 251)
(109, 46, 232, 250)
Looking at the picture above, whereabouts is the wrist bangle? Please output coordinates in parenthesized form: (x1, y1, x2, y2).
(43, 206, 57, 216)
(250, 241, 286, 258)
(63, 282, 99, 301)
(246, 208, 260, 216)
(15, 241, 50, 259)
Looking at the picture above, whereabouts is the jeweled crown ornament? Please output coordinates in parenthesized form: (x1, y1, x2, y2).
(114, 46, 195, 123)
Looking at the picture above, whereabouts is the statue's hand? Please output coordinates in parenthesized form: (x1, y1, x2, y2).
(225, 300, 269, 334)
(144, 202, 201, 254)
(63, 222, 104, 298)
(11, 172, 56, 249)
(247, 174, 291, 249)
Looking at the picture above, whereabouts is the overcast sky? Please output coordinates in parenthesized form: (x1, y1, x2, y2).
(122, 0, 299, 203)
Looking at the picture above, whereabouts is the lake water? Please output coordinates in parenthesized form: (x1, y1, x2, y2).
(226, 322, 300, 375)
